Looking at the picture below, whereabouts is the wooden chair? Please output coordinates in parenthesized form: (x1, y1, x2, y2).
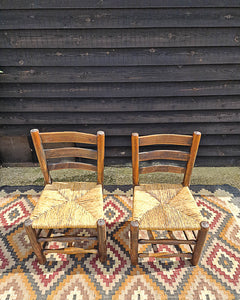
(130, 131, 209, 265)
(24, 129, 106, 264)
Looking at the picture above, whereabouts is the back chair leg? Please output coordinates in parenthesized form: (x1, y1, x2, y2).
(24, 218, 46, 265)
(191, 221, 209, 266)
(130, 220, 139, 265)
(97, 219, 107, 263)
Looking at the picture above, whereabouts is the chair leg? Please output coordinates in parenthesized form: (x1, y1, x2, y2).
(191, 221, 209, 266)
(24, 218, 46, 265)
(130, 220, 139, 265)
(97, 219, 107, 263)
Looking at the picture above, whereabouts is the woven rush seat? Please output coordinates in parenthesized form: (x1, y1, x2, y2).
(133, 183, 203, 231)
(30, 182, 103, 229)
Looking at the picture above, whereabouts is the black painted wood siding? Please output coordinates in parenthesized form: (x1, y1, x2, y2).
(0, 0, 240, 166)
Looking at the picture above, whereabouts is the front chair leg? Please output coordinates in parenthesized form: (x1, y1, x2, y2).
(130, 220, 139, 265)
(97, 219, 107, 263)
(191, 221, 209, 266)
(24, 218, 46, 264)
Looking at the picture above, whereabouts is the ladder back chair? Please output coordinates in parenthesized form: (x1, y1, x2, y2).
(24, 129, 106, 264)
(130, 131, 209, 265)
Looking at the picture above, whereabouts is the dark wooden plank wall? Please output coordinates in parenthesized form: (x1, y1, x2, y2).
(0, 1, 240, 167)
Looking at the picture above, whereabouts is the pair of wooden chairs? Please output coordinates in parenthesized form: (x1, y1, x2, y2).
(25, 129, 208, 266)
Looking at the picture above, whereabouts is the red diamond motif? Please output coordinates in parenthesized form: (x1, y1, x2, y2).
(140, 244, 191, 293)
(24, 242, 74, 292)
(197, 197, 227, 233)
(80, 238, 131, 292)
(0, 199, 30, 233)
(206, 242, 240, 285)
(104, 196, 126, 229)
(0, 239, 16, 271)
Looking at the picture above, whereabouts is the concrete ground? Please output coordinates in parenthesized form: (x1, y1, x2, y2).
(0, 166, 239, 189)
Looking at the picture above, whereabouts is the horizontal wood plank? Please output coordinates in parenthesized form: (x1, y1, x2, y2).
(1, 0, 240, 9)
(201, 135, 240, 146)
(1, 82, 240, 98)
(2, 65, 240, 83)
(196, 156, 240, 166)
(198, 145, 240, 156)
(48, 162, 97, 171)
(44, 147, 97, 160)
(40, 132, 97, 144)
(139, 165, 186, 174)
(1, 28, 240, 48)
(1, 47, 240, 66)
(1, 96, 240, 112)
(1, 123, 240, 136)
(139, 150, 190, 161)
(1, 110, 239, 125)
(1, 8, 240, 29)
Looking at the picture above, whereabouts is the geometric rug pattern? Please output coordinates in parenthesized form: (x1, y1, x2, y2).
(0, 184, 239, 300)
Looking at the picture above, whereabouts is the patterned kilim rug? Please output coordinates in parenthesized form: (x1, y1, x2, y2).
(0, 184, 239, 300)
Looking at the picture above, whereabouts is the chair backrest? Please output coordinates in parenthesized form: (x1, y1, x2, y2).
(132, 131, 201, 187)
(31, 129, 105, 185)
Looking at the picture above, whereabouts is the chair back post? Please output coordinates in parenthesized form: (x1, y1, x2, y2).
(132, 133, 139, 186)
(97, 131, 105, 184)
(30, 129, 51, 185)
(183, 131, 201, 186)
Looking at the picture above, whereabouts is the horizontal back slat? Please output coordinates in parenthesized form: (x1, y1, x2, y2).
(40, 131, 97, 144)
(48, 162, 97, 172)
(139, 150, 190, 162)
(44, 147, 97, 160)
(139, 134, 193, 146)
(139, 165, 186, 174)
